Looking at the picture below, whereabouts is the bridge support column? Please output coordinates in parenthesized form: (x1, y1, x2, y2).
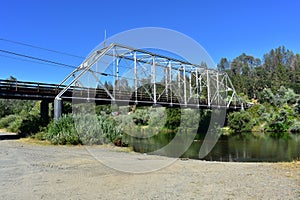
(40, 100, 50, 124)
(54, 98, 63, 121)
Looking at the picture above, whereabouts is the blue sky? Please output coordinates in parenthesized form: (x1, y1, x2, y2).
(1, 0, 300, 83)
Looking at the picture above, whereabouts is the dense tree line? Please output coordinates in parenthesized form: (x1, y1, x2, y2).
(221, 46, 300, 137)
(218, 46, 300, 98)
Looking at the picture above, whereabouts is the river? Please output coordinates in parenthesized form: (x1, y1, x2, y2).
(125, 133, 300, 162)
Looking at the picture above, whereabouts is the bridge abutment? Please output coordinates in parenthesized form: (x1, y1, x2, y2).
(54, 98, 63, 121)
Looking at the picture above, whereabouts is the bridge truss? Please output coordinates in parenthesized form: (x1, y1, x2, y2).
(55, 43, 243, 118)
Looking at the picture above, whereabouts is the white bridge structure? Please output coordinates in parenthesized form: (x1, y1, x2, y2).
(54, 43, 244, 119)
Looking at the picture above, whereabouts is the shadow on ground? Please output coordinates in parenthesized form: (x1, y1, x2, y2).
(0, 134, 20, 140)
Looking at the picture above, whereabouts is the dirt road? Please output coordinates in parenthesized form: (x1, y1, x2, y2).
(0, 138, 299, 199)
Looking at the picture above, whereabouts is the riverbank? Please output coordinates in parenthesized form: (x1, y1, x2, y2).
(0, 138, 299, 199)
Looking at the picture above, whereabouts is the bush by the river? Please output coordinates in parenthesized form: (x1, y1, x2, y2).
(46, 113, 123, 145)
(290, 121, 300, 133)
(227, 87, 300, 138)
(46, 114, 80, 145)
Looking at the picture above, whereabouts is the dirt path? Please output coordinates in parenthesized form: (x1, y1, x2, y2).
(0, 138, 299, 199)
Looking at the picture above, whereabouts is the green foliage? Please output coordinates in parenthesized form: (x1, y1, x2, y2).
(0, 101, 43, 136)
(227, 87, 299, 138)
(181, 109, 200, 128)
(7, 117, 23, 133)
(46, 114, 80, 145)
(75, 114, 107, 145)
(148, 107, 166, 128)
(198, 110, 211, 133)
(290, 120, 300, 133)
(18, 114, 42, 137)
(114, 114, 135, 134)
(131, 108, 150, 126)
(165, 108, 181, 130)
(260, 88, 275, 105)
(128, 107, 168, 128)
(101, 115, 123, 143)
(32, 132, 47, 140)
(295, 99, 300, 114)
(95, 105, 113, 115)
(0, 101, 10, 118)
(228, 111, 254, 134)
(245, 104, 261, 119)
(0, 114, 18, 128)
(225, 46, 300, 98)
(46, 113, 123, 145)
(0, 99, 35, 118)
(266, 105, 295, 134)
(18, 102, 42, 136)
(63, 102, 72, 114)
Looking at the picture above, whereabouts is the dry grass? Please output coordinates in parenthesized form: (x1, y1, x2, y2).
(18, 138, 52, 146)
(0, 128, 15, 134)
(278, 160, 300, 170)
(274, 161, 300, 179)
(18, 138, 134, 153)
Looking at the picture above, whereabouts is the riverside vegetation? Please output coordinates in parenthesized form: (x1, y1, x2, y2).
(0, 46, 300, 146)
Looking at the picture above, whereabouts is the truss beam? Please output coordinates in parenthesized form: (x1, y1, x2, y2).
(55, 43, 243, 111)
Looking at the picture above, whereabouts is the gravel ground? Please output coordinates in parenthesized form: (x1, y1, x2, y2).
(0, 136, 299, 199)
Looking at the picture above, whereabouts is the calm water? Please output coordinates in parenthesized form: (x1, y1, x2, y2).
(125, 133, 300, 162)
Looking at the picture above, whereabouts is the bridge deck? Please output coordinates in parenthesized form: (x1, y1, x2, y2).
(0, 79, 244, 109)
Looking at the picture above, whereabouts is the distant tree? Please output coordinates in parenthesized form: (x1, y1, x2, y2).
(217, 58, 229, 72)
(226, 53, 261, 98)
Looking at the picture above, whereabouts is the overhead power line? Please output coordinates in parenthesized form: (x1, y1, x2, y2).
(0, 49, 77, 69)
(0, 49, 118, 78)
(0, 38, 85, 59)
(0, 54, 69, 68)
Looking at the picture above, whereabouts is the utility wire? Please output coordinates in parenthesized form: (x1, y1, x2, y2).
(0, 49, 77, 69)
(0, 49, 119, 78)
(0, 38, 85, 59)
(0, 54, 69, 69)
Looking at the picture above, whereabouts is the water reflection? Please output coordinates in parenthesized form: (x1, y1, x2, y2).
(125, 133, 300, 162)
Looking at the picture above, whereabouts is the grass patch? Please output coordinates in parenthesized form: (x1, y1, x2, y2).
(0, 128, 13, 133)
(278, 160, 300, 170)
(18, 137, 52, 146)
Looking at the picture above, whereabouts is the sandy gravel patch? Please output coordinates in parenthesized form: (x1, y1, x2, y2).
(0, 139, 299, 199)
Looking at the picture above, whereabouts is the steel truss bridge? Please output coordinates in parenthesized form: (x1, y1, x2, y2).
(54, 43, 244, 119)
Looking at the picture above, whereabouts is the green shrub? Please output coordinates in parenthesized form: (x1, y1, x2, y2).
(3, 114, 42, 137)
(148, 107, 166, 128)
(7, 116, 23, 133)
(131, 108, 150, 125)
(77, 114, 123, 145)
(266, 108, 293, 133)
(46, 113, 123, 145)
(228, 111, 254, 134)
(290, 121, 300, 133)
(0, 114, 17, 128)
(31, 132, 46, 140)
(46, 114, 80, 145)
(1, 101, 44, 136)
(75, 114, 107, 145)
(98, 115, 123, 143)
(18, 114, 42, 137)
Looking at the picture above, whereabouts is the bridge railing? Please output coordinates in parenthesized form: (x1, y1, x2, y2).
(0, 79, 64, 95)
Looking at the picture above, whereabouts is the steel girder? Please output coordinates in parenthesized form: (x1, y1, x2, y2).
(55, 43, 243, 109)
